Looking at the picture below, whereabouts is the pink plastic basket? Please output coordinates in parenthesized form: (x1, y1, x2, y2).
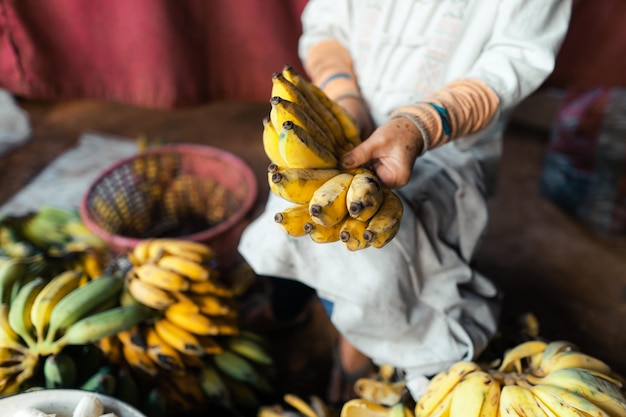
(79, 144, 258, 266)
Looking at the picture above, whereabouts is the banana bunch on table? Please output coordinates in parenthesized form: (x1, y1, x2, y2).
(263, 65, 403, 250)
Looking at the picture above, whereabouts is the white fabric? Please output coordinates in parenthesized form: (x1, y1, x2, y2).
(239, 0, 571, 398)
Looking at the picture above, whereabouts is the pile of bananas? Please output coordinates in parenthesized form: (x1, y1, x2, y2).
(263, 65, 403, 250)
(340, 340, 626, 417)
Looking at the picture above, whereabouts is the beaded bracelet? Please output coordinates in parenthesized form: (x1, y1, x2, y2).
(319, 72, 353, 90)
(333, 92, 364, 103)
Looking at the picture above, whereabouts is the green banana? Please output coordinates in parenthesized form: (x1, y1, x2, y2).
(0, 258, 26, 304)
(227, 335, 274, 366)
(79, 365, 116, 395)
(50, 304, 155, 354)
(43, 352, 77, 388)
(8, 276, 46, 349)
(213, 350, 263, 385)
(200, 362, 232, 409)
(43, 274, 125, 347)
(113, 368, 141, 409)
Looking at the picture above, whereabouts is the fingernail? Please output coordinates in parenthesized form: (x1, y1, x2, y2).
(341, 156, 355, 168)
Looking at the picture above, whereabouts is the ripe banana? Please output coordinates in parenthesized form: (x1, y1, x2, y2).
(449, 371, 495, 417)
(270, 96, 334, 155)
(309, 172, 354, 227)
(132, 263, 190, 291)
(274, 204, 311, 237)
(117, 325, 148, 352)
(414, 361, 480, 417)
(339, 217, 370, 251)
(43, 274, 125, 348)
(43, 353, 77, 388)
(272, 71, 337, 152)
(8, 277, 46, 349)
(145, 324, 186, 373)
(127, 276, 176, 310)
(537, 351, 612, 376)
(340, 398, 390, 417)
(156, 254, 210, 282)
(498, 385, 545, 417)
(145, 238, 217, 264)
(346, 170, 385, 222)
(188, 279, 233, 297)
(362, 189, 404, 249)
(531, 383, 611, 417)
(353, 377, 403, 407)
(268, 164, 342, 205)
(30, 269, 83, 343)
(278, 120, 338, 169)
(52, 304, 155, 353)
(164, 302, 221, 336)
(263, 116, 289, 166)
(153, 318, 204, 357)
(122, 343, 159, 377)
(498, 340, 548, 374)
(283, 393, 318, 417)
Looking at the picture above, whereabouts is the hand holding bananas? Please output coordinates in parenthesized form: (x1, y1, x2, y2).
(263, 65, 404, 250)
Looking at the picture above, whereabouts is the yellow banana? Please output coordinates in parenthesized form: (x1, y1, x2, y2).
(537, 351, 612, 376)
(153, 318, 204, 356)
(309, 172, 354, 227)
(188, 279, 233, 297)
(304, 220, 343, 244)
(122, 342, 159, 377)
(282, 65, 349, 152)
(8, 277, 46, 349)
(156, 255, 210, 282)
(145, 325, 186, 373)
(449, 371, 494, 417)
(197, 335, 224, 355)
(309, 82, 362, 150)
(132, 263, 190, 292)
(346, 170, 385, 222)
(479, 374, 501, 417)
(272, 71, 337, 152)
(127, 276, 176, 310)
(164, 303, 221, 336)
(498, 385, 545, 417)
(274, 203, 311, 237)
(531, 384, 611, 417)
(263, 115, 289, 166)
(414, 361, 480, 417)
(340, 398, 390, 417)
(278, 120, 338, 169)
(30, 269, 84, 343)
(189, 293, 236, 317)
(283, 393, 318, 417)
(147, 238, 216, 263)
(117, 325, 148, 352)
(353, 377, 403, 407)
(498, 340, 548, 374)
(363, 189, 404, 249)
(539, 340, 578, 368)
(340, 217, 370, 251)
(0, 347, 24, 366)
(270, 96, 334, 154)
(268, 165, 342, 205)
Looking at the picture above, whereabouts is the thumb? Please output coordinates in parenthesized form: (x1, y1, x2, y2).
(340, 142, 372, 170)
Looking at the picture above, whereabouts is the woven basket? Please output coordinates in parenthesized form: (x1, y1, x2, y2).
(79, 144, 258, 265)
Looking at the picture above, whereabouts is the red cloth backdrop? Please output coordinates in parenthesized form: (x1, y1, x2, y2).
(0, 0, 307, 108)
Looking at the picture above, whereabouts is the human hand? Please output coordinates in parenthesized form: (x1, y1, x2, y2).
(340, 116, 423, 188)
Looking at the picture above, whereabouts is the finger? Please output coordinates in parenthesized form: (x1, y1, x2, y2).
(340, 142, 372, 170)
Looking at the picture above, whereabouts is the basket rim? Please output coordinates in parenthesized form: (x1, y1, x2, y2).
(79, 143, 258, 250)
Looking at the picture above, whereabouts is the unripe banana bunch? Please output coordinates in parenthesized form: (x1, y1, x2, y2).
(264, 65, 403, 250)
(343, 339, 626, 417)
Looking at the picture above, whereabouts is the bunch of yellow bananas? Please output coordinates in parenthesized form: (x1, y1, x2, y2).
(264, 65, 403, 250)
(258, 393, 332, 417)
(341, 340, 626, 417)
(0, 270, 153, 396)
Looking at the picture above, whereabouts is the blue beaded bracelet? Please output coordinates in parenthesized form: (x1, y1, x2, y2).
(319, 72, 353, 90)
(425, 102, 451, 136)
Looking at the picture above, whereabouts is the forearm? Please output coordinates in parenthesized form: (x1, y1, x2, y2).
(303, 39, 360, 100)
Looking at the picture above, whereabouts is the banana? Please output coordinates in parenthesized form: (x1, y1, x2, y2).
(122, 343, 159, 377)
(263, 116, 289, 166)
(51, 304, 154, 353)
(132, 263, 190, 291)
(278, 120, 338, 169)
(213, 349, 263, 386)
(414, 361, 480, 417)
(274, 204, 311, 237)
(269, 165, 342, 205)
(282, 65, 351, 152)
(449, 371, 495, 417)
(0, 304, 26, 351)
(147, 238, 217, 263)
(30, 269, 84, 343)
(362, 189, 404, 249)
(537, 351, 612, 376)
(156, 254, 211, 282)
(164, 302, 221, 336)
(117, 325, 148, 352)
(346, 170, 385, 222)
(304, 220, 343, 244)
(309, 172, 354, 227)
(340, 217, 370, 251)
(270, 96, 335, 155)
(8, 276, 45, 349)
(43, 353, 77, 388)
(534, 368, 626, 417)
(498, 385, 545, 417)
(197, 335, 224, 355)
(0, 346, 24, 366)
(340, 398, 390, 417)
(188, 279, 233, 297)
(113, 368, 141, 409)
(223, 377, 261, 411)
(353, 377, 403, 407)
(479, 374, 501, 417)
(127, 276, 176, 310)
(283, 393, 318, 417)
(227, 335, 273, 365)
(531, 384, 611, 417)
(539, 340, 578, 367)
(145, 324, 186, 373)
(0, 258, 26, 304)
(153, 317, 205, 356)
(43, 274, 125, 347)
(79, 366, 117, 395)
(498, 340, 548, 374)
